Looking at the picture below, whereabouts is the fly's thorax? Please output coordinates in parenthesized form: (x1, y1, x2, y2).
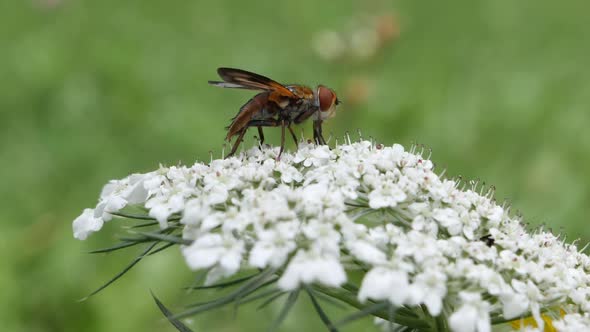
(283, 99, 315, 122)
(268, 91, 291, 109)
(250, 106, 278, 120)
(287, 84, 315, 99)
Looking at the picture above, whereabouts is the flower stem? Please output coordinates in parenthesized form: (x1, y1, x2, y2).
(433, 310, 449, 332)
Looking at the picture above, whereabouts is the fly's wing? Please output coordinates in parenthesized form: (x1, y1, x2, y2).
(208, 82, 253, 89)
(208, 67, 295, 97)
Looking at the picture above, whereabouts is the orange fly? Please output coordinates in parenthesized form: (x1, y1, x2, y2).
(209, 68, 340, 159)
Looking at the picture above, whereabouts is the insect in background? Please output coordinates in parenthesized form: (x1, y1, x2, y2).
(208, 68, 340, 159)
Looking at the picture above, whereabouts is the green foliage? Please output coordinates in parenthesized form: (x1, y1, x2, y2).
(2, 0, 589, 331)
(152, 292, 194, 332)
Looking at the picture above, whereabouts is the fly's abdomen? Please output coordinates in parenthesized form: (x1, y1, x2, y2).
(226, 92, 278, 140)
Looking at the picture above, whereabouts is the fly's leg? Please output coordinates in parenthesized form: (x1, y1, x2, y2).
(288, 126, 298, 149)
(243, 119, 295, 158)
(247, 119, 280, 127)
(278, 120, 286, 161)
(226, 128, 247, 158)
(257, 126, 265, 147)
(247, 119, 280, 149)
(313, 120, 326, 145)
(313, 120, 320, 144)
(293, 107, 318, 124)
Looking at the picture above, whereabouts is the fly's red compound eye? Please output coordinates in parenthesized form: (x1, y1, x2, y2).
(318, 86, 336, 111)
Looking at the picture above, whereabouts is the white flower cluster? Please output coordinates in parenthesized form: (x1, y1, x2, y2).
(73, 141, 590, 332)
(552, 313, 590, 331)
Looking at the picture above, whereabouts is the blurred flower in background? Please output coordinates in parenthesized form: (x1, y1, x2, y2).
(311, 11, 399, 112)
(312, 13, 400, 62)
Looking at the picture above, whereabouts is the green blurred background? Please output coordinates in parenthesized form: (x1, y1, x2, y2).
(2, 0, 589, 331)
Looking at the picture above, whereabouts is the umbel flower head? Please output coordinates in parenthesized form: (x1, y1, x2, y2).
(73, 140, 590, 332)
